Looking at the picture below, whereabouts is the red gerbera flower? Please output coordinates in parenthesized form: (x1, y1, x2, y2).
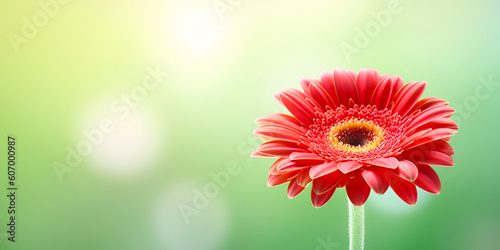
(251, 68, 457, 208)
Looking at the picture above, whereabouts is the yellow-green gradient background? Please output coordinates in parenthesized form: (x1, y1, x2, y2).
(1, 0, 499, 249)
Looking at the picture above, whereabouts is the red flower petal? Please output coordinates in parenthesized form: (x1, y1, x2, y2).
(309, 162, 338, 179)
(289, 152, 325, 162)
(394, 160, 419, 182)
(251, 140, 307, 158)
(412, 139, 454, 155)
(287, 178, 306, 198)
(413, 118, 459, 131)
(346, 69, 358, 81)
(413, 164, 441, 194)
(267, 171, 299, 187)
(311, 187, 336, 208)
(333, 68, 359, 106)
(356, 68, 380, 105)
(300, 78, 315, 96)
(371, 76, 400, 109)
(276, 158, 309, 171)
(404, 128, 457, 150)
(308, 82, 336, 110)
(255, 113, 303, 132)
(338, 161, 364, 173)
(253, 125, 303, 142)
(392, 81, 427, 116)
(268, 158, 284, 174)
(361, 167, 390, 194)
(367, 157, 399, 169)
(389, 75, 404, 94)
(274, 88, 319, 126)
(401, 128, 432, 148)
(346, 174, 371, 206)
(401, 149, 455, 166)
(409, 97, 449, 114)
(336, 175, 349, 188)
(320, 71, 340, 107)
(296, 169, 312, 187)
(312, 170, 343, 195)
(390, 176, 418, 205)
(409, 106, 455, 130)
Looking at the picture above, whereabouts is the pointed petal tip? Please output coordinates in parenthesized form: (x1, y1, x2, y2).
(287, 180, 305, 199)
(311, 188, 335, 208)
(424, 188, 441, 195)
(251, 127, 259, 136)
(250, 147, 264, 157)
(272, 91, 282, 102)
(287, 191, 302, 199)
(413, 164, 441, 194)
(249, 150, 258, 157)
(267, 174, 290, 187)
(250, 149, 272, 158)
(253, 118, 262, 126)
(266, 177, 274, 187)
(312, 203, 324, 208)
(390, 177, 418, 205)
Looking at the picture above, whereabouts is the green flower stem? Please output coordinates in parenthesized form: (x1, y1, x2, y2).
(348, 198, 365, 250)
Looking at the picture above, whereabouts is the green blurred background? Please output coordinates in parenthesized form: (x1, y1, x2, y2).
(1, 0, 499, 249)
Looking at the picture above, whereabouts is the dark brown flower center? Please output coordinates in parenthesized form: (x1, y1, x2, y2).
(336, 129, 376, 147)
(329, 119, 384, 153)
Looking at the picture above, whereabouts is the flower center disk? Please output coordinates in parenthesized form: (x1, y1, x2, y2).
(329, 119, 384, 153)
(304, 105, 410, 162)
